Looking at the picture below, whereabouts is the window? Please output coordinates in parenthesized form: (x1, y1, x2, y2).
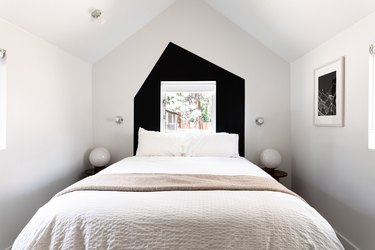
(0, 49, 6, 150)
(369, 45, 375, 149)
(161, 81, 216, 133)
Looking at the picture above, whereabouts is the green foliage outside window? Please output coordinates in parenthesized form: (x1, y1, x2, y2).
(165, 92, 212, 130)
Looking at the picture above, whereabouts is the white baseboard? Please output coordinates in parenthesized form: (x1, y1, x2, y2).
(335, 230, 359, 250)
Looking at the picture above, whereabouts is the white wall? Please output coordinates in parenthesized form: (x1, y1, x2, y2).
(0, 18, 92, 249)
(93, 0, 291, 185)
(291, 12, 375, 250)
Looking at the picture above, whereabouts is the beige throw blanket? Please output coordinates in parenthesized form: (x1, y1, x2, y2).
(56, 173, 303, 201)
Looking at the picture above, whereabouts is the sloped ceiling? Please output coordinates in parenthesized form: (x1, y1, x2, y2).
(0, 0, 375, 63)
(0, 0, 176, 63)
(205, 0, 375, 62)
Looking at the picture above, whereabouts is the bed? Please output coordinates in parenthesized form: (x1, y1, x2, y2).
(12, 130, 343, 249)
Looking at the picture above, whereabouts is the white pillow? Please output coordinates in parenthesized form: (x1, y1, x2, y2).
(136, 128, 185, 156)
(184, 133, 239, 157)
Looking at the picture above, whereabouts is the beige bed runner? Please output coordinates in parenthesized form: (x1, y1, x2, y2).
(56, 173, 303, 201)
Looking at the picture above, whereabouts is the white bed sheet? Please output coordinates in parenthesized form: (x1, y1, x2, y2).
(100, 156, 272, 178)
(13, 156, 343, 250)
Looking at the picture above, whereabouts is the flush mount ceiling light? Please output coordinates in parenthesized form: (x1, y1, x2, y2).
(90, 8, 105, 24)
(91, 9, 102, 19)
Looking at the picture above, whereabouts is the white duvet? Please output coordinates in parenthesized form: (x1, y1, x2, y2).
(13, 157, 343, 249)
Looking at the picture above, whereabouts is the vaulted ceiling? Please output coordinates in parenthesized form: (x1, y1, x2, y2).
(0, 0, 375, 63)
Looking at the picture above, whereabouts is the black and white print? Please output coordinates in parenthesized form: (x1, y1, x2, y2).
(314, 57, 344, 126)
(318, 71, 336, 116)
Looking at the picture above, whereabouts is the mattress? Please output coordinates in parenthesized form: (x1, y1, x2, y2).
(12, 156, 344, 249)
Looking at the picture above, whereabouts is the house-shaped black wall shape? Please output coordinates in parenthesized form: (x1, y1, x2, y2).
(134, 42, 245, 156)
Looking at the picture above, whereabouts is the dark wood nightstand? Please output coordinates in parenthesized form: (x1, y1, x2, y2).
(262, 168, 287, 182)
(85, 167, 106, 177)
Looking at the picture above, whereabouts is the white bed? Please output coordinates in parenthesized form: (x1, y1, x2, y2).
(13, 156, 343, 249)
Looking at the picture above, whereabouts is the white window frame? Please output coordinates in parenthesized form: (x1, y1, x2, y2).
(0, 49, 6, 150)
(369, 45, 375, 149)
(160, 81, 216, 133)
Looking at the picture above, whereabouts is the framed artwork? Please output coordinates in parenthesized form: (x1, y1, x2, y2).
(314, 57, 345, 126)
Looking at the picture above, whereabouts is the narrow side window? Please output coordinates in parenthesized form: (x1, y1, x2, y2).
(0, 48, 6, 150)
(369, 45, 375, 149)
(161, 81, 216, 133)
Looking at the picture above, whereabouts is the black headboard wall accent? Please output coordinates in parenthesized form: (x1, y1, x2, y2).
(134, 42, 245, 156)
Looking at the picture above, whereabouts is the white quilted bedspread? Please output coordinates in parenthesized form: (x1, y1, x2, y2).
(13, 157, 344, 250)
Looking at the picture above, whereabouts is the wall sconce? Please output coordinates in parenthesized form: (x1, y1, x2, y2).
(0, 49, 6, 59)
(115, 116, 124, 124)
(370, 44, 375, 55)
(255, 117, 264, 126)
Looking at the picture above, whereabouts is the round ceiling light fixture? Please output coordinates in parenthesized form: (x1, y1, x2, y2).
(91, 9, 102, 19)
(90, 8, 105, 24)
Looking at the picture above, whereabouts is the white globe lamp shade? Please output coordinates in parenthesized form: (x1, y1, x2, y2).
(89, 147, 111, 167)
(260, 148, 282, 169)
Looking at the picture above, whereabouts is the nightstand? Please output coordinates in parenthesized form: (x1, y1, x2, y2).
(262, 168, 287, 182)
(85, 167, 106, 177)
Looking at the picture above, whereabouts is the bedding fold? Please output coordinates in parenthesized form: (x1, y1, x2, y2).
(56, 173, 303, 201)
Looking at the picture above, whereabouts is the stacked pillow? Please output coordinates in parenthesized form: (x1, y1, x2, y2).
(135, 128, 185, 156)
(136, 127, 239, 157)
